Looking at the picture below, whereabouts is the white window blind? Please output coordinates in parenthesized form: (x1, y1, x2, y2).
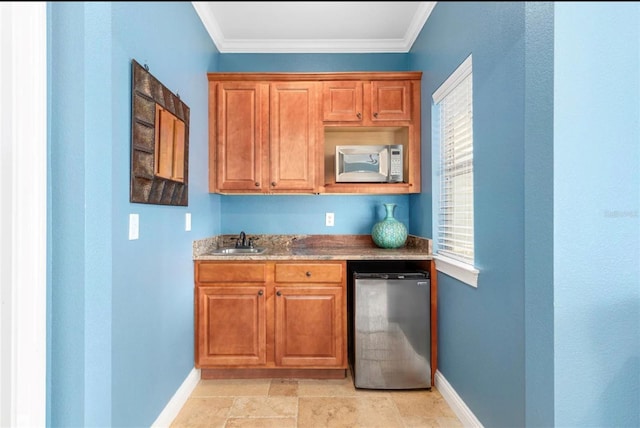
(433, 55, 474, 266)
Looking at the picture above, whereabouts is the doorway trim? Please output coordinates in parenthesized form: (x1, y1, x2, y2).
(0, 2, 47, 426)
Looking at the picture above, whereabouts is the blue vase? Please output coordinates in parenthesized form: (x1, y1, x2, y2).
(371, 203, 407, 249)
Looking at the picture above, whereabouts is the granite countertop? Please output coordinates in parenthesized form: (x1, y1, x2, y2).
(193, 234, 433, 261)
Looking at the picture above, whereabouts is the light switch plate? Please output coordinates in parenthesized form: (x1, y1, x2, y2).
(129, 213, 139, 240)
(185, 213, 191, 231)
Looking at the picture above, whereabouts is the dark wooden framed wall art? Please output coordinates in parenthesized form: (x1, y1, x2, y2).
(130, 59, 190, 206)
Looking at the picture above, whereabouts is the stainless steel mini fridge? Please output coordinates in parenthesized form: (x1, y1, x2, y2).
(353, 271, 431, 389)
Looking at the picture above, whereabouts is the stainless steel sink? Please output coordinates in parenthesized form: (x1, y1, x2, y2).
(211, 247, 267, 255)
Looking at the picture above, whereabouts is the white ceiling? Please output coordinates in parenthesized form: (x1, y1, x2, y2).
(192, 1, 436, 53)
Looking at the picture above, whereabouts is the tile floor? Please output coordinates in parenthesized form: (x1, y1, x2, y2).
(170, 370, 462, 427)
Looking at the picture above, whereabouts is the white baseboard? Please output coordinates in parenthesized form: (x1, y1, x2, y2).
(435, 370, 483, 427)
(151, 367, 201, 428)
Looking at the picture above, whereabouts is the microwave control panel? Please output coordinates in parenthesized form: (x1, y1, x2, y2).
(389, 146, 403, 182)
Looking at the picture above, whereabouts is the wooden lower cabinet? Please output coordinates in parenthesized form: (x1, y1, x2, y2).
(275, 286, 344, 367)
(196, 286, 266, 366)
(195, 260, 347, 378)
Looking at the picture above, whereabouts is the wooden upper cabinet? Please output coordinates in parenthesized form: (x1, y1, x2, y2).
(208, 72, 421, 195)
(215, 82, 269, 192)
(322, 81, 363, 122)
(269, 82, 319, 192)
(370, 80, 412, 121)
(323, 79, 413, 123)
(210, 78, 320, 193)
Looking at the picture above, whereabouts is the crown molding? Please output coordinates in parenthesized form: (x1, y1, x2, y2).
(213, 38, 412, 54)
(404, 1, 437, 51)
(192, 2, 224, 52)
(192, 1, 436, 54)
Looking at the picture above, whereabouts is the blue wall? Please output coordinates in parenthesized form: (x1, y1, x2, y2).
(409, 2, 639, 427)
(554, 3, 640, 426)
(48, 2, 220, 426)
(216, 54, 416, 236)
(409, 3, 529, 426)
(221, 195, 408, 235)
(523, 3, 555, 427)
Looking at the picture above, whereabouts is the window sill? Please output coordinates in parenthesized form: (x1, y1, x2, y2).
(435, 255, 479, 288)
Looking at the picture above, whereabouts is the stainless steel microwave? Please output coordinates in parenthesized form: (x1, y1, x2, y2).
(335, 144, 403, 183)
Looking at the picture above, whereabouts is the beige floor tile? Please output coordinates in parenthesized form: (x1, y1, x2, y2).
(268, 379, 299, 396)
(297, 378, 358, 397)
(191, 378, 271, 397)
(173, 377, 462, 428)
(229, 396, 298, 418)
(390, 388, 458, 418)
(225, 417, 298, 427)
(298, 396, 404, 428)
(297, 373, 390, 398)
(433, 416, 464, 427)
(399, 415, 464, 428)
(170, 397, 233, 428)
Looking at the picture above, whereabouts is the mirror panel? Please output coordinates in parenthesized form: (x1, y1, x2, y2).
(154, 105, 185, 182)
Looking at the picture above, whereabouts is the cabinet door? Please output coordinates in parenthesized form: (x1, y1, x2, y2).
(216, 82, 269, 191)
(196, 286, 267, 367)
(370, 80, 412, 121)
(274, 286, 345, 367)
(322, 81, 363, 122)
(269, 82, 319, 192)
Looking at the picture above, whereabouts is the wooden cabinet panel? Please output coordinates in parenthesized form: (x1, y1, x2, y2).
(322, 81, 363, 122)
(269, 82, 319, 192)
(215, 82, 269, 191)
(274, 262, 343, 283)
(274, 286, 344, 367)
(196, 286, 266, 366)
(370, 80, 412, 121)
(196, 262, 266, 283)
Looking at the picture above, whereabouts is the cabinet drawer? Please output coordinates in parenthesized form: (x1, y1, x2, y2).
(275, 263, 343, 283)
(196, 262, 267, 283)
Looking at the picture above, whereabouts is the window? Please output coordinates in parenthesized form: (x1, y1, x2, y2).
(432, 55, 479, 287)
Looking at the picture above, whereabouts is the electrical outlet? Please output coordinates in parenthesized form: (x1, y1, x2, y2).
(325, 212, 335, 227)
(185, 213, 191, 231)
(129, 214, 139, 240)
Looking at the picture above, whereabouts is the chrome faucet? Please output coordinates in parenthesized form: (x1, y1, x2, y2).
(236, 231, 251, 248)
